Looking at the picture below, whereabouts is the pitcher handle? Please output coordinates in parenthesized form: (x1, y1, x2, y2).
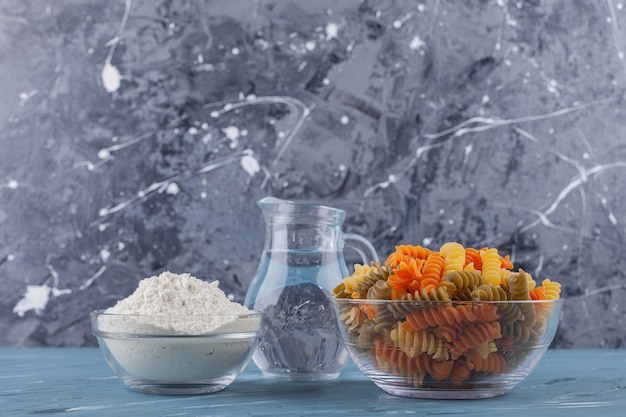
(343, 232, 379, 265)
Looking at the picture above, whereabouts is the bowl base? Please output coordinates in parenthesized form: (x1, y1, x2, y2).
(126, 382, 229, 395)
(260, 369, 341, 381)
(379, 385, 509, 399)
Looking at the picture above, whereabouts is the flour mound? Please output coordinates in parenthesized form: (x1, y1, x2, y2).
(104, 271, 252, 334)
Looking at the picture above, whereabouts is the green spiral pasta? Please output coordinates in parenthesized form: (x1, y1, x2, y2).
(471, 284, 510, 301)
(353, 262, 393, 299)
(367, 280, 392, 300)
(388, 286, 452, 318)
(507, 269, 536, 327)
(442, 270, 484, 293)
(372, 307, 396, 333)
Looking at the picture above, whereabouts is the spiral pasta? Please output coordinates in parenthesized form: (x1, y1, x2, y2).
(471, 284, 510, 301)
(442, 270, 483, 292)
(403, 305, 499, 330)
(419, 252, 445, 293)
(507, 269, 536, 328)
(334, 242, 562, 390)
(391, 325, 449, 360)
(542, 278, 562, 300)
(385, 245, 431, 268)
(440, 242, 466, 277)
(480, 248, 502, 286)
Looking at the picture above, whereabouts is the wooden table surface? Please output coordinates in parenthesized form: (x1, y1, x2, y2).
(1, 348, 625, 416)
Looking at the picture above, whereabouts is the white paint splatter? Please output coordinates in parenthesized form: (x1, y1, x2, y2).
(547, 79, 559, 94)
(101, 0, 131, 93)
(13, 285, 51, 317)
(410, 36, 425, 50)
(222, 126, 240, 149)
(100, 248, 111, 262)
(101, 62, 121, 93)
(340, 115, 350, 124)
(97, 149, 110, 160)
(5, 180, 18, 189)
(231, 47, 240, 55)
(393, 13, 413, 29)
(19, 90, 37, 106)
(241, 152, 261, 176)
(464, 143, 473, 157)
(326, 22, 339, 40)
(165, 182, 179, 195)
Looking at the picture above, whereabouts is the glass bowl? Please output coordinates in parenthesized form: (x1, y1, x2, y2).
(331, 298, 563, 399)
(91, 310, 262, 395)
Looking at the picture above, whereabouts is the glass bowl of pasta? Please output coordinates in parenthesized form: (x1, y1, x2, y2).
(330, 243, 563, 399)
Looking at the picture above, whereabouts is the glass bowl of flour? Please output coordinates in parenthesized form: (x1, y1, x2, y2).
(91, 271, 262, 395)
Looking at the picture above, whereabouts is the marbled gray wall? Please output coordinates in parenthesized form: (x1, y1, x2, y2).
(1, 0, 625, 347)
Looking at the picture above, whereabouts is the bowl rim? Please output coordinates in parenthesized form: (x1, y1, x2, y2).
(330, 298, 564, 305)
(91, 309, 264, 338)
(91, 309, 263, 318)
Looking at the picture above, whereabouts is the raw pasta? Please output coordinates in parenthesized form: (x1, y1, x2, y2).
(334, 241, 562, 390)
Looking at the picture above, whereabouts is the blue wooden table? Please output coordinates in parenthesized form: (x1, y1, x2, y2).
(1, 348, 625, 416)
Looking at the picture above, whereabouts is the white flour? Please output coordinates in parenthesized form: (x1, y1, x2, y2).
(104, 271, 251, 335)
(96, 272, 261, 388)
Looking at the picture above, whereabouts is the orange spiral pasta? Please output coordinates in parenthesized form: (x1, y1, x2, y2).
(419, 252, 445, 293)
(464, 351, 508, 374)
(374, 337, 429, 387)
(403, 304, 499, 331)
(424, 358, 455, 381)
(450, 359, 473, 384)
(529, 286, 546, 300)
(449, 321, 502, 359)
(385, 245, 431, 268)
(387, 258, 422, 292)
(464, 247, 483, 270)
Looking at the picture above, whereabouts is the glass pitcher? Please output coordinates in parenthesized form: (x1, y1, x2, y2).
(244, 197, 379, 381)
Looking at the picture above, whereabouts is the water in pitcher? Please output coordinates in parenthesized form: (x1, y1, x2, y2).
(246, 250, 349, 381)
(244, 196, 378, 381)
